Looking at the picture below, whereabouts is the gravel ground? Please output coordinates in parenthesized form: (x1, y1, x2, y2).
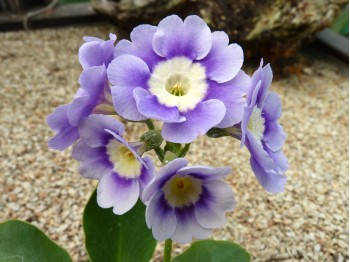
(0, 24, 348, 262)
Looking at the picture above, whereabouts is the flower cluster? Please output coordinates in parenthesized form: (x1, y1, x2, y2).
(47, 15, 288, 243)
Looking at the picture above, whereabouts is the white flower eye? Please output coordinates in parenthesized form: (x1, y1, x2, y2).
(148, 57, 208, 112)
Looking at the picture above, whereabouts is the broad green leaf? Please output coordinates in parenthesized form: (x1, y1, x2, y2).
(0, 220, 72, 262)
(173, 240, 250, 262)
(83, 189, 157, 262)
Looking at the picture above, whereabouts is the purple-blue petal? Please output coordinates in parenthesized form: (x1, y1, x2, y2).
(152, 15, 212, 60)
(142, 158, 188, 202)
(200, 31, 243, 83)
(172, 206, 212, 243)
(250, 157, 286, 194)
(145, 191, 176, 241)
(263, 121, 286, 152)
(79, 34, 116, 69)
(195, 180, 235, 228)
(72, 140, 112, 180)
(263, 92, 282, 122)
(47, 104, 80, 150)
(78, 114, 124, 148)
(206, 70, 250, 128)
(162, 99, 226, 143)
(97, 172, 140, 215)
(115, 25, 163, 70)
(176, 166, 231, 181)
(133, 88, 185, 123)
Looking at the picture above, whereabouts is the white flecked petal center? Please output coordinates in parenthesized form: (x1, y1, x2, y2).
(148, 57, 208, 112)
(106, 140, 141, 178)
(248, 106, 265, 142)
(162, 175, 202, 208)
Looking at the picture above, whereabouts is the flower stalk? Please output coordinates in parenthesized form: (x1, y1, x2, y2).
(163, 239, 173, 262)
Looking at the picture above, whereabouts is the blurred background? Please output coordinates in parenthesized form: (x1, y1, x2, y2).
(0, 1, 348, 261)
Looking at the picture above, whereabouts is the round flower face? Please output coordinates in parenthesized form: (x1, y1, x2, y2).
(108, 15, 246, 143)
(148, 57, 207, 112)
(142, 159, 235, 244)
(163, 175, 203, 208)
(240, 61, 288, 193)
(72, 114, 155, 215)
(106, 140, 142, 178)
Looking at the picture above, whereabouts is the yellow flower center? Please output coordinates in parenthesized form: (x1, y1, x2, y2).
(169, 82, 186, 96)
(107, 140, 142, 178)
(162, 175, 202, 208)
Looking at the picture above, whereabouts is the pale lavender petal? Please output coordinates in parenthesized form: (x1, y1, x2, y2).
(146, 192, 176, 241)
(195, 181, 235, 228)
(48, 125, 79, 150)
(162, 99, 226, 143)
(78, 114, 124, 148)
(152, 15, 212, 60)
(263, 92, 282, 122)
(206, 70, 250, 128)
(72, 141, 112, 180)
(240, 81, 261, 147)
(115, 25, 162, 70)
(68, 91, 91, 126)
(47, 104, 80, 150)
(108, 55, 150, 121)
(133, 88, 185, 123)
(246, 131, 275, 171)
(79, 65, 107, 96)
(176, 166, 231, 181)
(107, 54, 150, 87)
(111, 85, 147, 121)
(263, 122, 286, 152)
(79, 34, 116, 69)
(138, 157, 155, 192)
(142, 158, 188, 202)
(47, 104, 70, 131)
(104, 129, 147, 167)
(266, 147, 289, 172)
(172, 207, 212, 244)
(250, 157, 286, 194)
(97, 172, 140, 215)
(200, 31, 243, 83)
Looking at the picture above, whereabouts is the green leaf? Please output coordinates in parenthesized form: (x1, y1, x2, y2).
(0, 220, 72, 262)
(83, 189, 157, 262)
(172, 240, 250, 262)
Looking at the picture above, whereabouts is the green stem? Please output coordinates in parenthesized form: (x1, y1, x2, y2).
(154, 147, 165, 163)
(178, 143, 191, 157)
(145, 119, 155, 130)
(163, 239, 173, 262)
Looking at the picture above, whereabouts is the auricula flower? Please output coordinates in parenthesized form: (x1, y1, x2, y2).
(142, 158, 235, 244)
(72, 114, 154, 215)
(239, 60, 288, 193)
(47, 34, 117, 150)
(108, 15, 244, 143)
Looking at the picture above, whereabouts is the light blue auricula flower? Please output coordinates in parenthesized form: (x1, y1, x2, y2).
(107, 15, 245, 143)
(47, 34, 117, 150)
(72, 114, 155, 215)
(142, 158, 235, 243)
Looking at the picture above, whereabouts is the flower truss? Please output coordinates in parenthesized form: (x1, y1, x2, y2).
(47, 14, 288, 245)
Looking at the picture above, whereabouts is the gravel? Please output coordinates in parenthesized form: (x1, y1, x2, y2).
(0, 24, 348, 262)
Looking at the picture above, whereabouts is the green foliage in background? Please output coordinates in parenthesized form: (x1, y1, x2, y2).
(83, 189, 157, 262)
(0, 220, 72, 262)
(331, 3, 349, 37)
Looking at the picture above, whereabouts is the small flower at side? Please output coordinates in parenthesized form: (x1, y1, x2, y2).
(108, 15, 244, 143)
(72, 114, 155, 215)
(240, 60, 288, 193)
(142, 158, 235, 244)
(47, 35, 117, 150)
